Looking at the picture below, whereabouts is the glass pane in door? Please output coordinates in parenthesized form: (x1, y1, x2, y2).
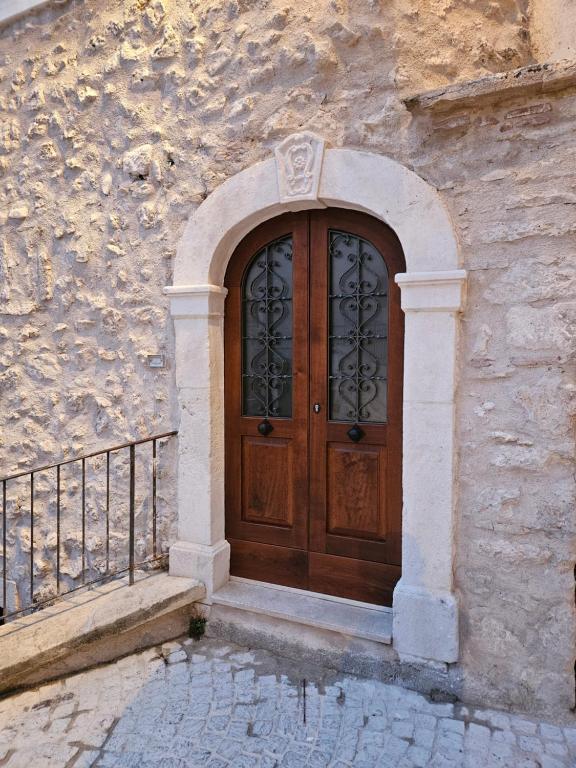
(328, 230, 389, 423)
(242, 235, 293, 418)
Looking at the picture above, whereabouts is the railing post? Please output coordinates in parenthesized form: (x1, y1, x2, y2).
(129, 444, 135, 585)
(56, 465, 61, 594)
(106, 451, 110, 574)
(30, 472, 34, 605)
(152, 439, 157, 559)
(81, 458, 86, 584)
(2, 479, 6, 624)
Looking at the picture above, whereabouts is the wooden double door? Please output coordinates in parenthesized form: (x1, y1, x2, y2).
(224, 209, 404, 606)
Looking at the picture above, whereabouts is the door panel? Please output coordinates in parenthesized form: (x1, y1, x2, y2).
(326, 443, 386, 540)
(308, 552, 400, 606)
(229, 539, 309, 590)
(225, 209, 405, 606)
(225, 214, 309, 552)
(241, 436, 294, 528)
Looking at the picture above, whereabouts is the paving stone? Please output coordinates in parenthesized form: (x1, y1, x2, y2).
(493, 728, 517, 744)
(414, 713, 437, 730)
(413, 728, 436, 749)
(440, 717, 466, 735)
(519, 734, 545, 753)
(485, 712, 511, 730)
(407, 745, 432, 767)
(437, 731, 464, 753)
(513, 719, 539, 735)
(545, 741, 569, 757)
(563, 727, 576, 749)
(540, 723, 564, 741)
(0, 636, 571, 768)
(467, 722, 491, 741)
(540, 756, 570, 768)
(489, 740, 515, 760)
(206, 759, 228, 768)
(167, 649, 188, 664)
(73, 750, 102, 768)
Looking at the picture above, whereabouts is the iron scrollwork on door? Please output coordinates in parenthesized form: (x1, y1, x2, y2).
(328, 230, 389, 425)
(242, 235, 293, 419)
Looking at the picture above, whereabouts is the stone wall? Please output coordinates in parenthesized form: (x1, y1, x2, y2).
(406, 86, 576, 715)
(0, 0, 573, 715)
(531, 0, 576, 62)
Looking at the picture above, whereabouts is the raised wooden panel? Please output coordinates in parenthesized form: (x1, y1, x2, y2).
(326, 443, 386, 540)
(309, 552, 400, 607)
(242, 437, 293, 527)
(230, 539, 308, 590)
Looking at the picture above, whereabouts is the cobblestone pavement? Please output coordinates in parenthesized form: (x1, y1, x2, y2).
(1, 636, 575, 768)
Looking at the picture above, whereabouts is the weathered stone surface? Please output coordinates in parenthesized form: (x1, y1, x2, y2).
(0, 0, 572, 722)
(404, 60, 576, 113)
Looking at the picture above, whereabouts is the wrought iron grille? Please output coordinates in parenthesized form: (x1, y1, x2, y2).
(328, 230, 389, 423)
(242, 235, 293, 418)
(0, 431, 177, 625)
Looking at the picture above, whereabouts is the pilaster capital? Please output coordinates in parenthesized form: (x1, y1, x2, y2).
(395, 270, 467, 312)
(164, 284, 228, 318)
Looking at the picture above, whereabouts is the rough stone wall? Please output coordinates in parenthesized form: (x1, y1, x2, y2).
(406, 88, 576, 716)
(531, 0, 576, 62)
(0, 0, 572, 716)
(394, 0, 531, 91)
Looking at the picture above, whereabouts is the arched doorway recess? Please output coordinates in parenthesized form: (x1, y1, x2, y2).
(166, 133, 467, 665)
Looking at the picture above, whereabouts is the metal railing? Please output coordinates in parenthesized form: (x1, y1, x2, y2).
(1, 431, 177, 624)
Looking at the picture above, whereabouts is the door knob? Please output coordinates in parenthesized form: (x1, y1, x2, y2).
(347, 424, 365, 442)
(313, 403, 321, 413)
(258, 419, 273, 436)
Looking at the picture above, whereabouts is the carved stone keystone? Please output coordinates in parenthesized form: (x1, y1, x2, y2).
(274, 131, 326, 211)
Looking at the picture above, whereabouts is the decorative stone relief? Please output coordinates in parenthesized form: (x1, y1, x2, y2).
(274, 131, 325, 207)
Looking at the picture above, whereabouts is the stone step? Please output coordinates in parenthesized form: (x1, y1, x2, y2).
(212, 578, 393, 644)
(0, 572, 205, 695)
(208, 579, 455, 696)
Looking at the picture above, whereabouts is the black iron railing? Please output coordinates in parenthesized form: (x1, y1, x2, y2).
(1, 431, 177, 624)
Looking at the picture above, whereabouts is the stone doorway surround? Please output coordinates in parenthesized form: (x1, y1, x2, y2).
(165, 133, 467, 666)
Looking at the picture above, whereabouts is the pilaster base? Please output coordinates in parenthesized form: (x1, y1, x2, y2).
(169, 539, 230, 600)
(393, 581, 459, 664)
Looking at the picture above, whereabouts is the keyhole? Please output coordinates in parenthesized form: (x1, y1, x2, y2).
(313, 403, 321, 413)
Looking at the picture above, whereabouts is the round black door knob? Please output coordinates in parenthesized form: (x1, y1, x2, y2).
(258, 420, 274, 436)
(347, 424, 365, 442)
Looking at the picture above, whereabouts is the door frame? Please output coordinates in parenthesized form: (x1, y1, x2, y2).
(166, 133, 467, 666)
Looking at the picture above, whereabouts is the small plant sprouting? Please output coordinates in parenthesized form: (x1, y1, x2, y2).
(189, 615, 207, 641)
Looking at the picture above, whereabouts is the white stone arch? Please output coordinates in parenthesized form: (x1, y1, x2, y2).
(166, 135, 467, 665)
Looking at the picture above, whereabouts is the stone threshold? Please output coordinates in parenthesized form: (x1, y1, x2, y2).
(0, 572, 205, 695)
(211, 577, 393, 645)
(404, 59, 576, 113)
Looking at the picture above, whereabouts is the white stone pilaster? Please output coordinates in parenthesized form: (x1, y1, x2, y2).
(164, 285, 230, 598)
(392, 270, 467, 665)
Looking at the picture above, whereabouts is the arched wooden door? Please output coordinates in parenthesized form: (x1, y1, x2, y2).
(224, 209, 404, 606)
